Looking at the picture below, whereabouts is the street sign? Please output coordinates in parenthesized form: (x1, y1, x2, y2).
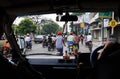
(80, 22, 84, 28)
(109, 19, 118, 28)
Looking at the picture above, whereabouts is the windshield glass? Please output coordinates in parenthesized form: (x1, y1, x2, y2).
(9, 11, 116, 58)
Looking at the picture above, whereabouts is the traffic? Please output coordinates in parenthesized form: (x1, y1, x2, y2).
(0, 0, 120, 79)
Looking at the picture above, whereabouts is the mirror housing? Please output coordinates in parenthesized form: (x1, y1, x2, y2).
(60, 15, 78, 21)
(56, 12, 78, 21)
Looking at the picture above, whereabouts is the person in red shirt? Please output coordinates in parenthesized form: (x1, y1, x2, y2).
(74, 33, 80, 49)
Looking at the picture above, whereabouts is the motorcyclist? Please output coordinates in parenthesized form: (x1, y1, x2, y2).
(42, 35, 47, 47)
(67, 32, 75, 54)
(51, 34, 56, 50)
(25, 33, 32, 49)
(47, 35, 52, 51)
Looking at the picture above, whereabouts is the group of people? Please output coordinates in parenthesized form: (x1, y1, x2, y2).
(42, 32, 65, 55)
(52, 31, 93, 56)
(66, 32, 93, 54)
(24, 32, 93, 56)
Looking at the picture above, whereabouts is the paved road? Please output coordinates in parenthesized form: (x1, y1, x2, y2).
(25, 41, 102, 55)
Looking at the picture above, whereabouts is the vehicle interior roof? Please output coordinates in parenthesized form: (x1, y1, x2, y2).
(0, 0, 120, 16)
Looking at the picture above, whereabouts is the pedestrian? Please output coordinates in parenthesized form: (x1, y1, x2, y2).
(56, 31, 66, 56)
(79, 34, 84, 45)
(86, 33, 92, 52)
(74, 33, 80, 49)
(84, 33, 87, 46)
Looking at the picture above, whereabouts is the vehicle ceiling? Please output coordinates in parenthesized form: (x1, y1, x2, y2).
(0, 0, 120, 16)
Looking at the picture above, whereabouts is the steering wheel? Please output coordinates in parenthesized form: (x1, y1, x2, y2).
(90, 45, 104, 67)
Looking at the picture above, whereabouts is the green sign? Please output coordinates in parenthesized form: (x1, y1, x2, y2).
(99, 12, 112, 18)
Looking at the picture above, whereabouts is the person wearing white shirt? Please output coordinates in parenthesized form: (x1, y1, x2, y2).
(86, 33, 92, 42)
(25, 33, 32, 49)
(86, 33, 92, 52)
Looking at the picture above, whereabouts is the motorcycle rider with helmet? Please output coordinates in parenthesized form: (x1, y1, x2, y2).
(25, 33, 32, 49)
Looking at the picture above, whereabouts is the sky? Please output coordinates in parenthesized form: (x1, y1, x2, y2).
(41, 14, 65, 27)
(13, 14, 65, 27)
(13, 14, 71, 32)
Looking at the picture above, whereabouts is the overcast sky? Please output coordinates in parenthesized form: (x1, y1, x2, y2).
(41, 14, 65, 27)
(13, 14, 71, 32)
(13, 14, 65, 27)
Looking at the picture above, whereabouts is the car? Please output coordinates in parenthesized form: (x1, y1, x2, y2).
(0, 1, 120, 79)
(34, 35, 43, 43)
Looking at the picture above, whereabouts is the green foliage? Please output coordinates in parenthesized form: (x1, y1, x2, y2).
(16, 18, 37, 35)
(12, 24, 18, 35)
(41, 20, 61, 34)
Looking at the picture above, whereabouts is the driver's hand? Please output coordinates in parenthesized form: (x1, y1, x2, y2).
(97, 41, 113, 60)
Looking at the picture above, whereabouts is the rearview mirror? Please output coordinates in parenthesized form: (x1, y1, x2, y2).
(56, 15, 78, 21)
(61, 15, 78, 21)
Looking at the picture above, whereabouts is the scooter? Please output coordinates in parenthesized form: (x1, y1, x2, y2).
(26, 41, 32, 50)
(42, 39, 47, 48)
(48, 43, 51, 51)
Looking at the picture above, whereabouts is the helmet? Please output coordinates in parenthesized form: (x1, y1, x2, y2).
(70, 32, 73, 35)
(57, 31, 62, 35)
(27, 33, 29, 36)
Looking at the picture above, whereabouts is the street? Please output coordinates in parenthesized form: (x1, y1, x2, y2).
(25, 40, 102, 55)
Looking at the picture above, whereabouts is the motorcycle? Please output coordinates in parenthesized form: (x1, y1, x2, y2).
(26, 41, 32, 50)
(48, 43, 51, 51)
(48, 42, 55, 51)
(42, 39, 47, 48)
(69, 44, 73, 53)
(86, 41, 92, 52)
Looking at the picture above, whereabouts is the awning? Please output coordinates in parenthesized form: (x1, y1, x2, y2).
(89, 13, 99, 24)
(91, 28, 101, 30)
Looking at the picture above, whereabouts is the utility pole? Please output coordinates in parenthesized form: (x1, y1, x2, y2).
(111, 11, 114, 35)
(101, 18, 104, 44)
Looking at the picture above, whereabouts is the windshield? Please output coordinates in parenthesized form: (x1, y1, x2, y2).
(4, 11, 117, 58)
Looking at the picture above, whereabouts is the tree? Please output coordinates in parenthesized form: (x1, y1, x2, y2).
(41, 20, 61, 35)
(16, 18, 37, 35)
(28, 15, 42, 34)
(12, 24, 18, 34)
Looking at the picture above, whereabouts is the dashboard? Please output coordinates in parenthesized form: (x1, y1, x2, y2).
(26, 55, 77, 68)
